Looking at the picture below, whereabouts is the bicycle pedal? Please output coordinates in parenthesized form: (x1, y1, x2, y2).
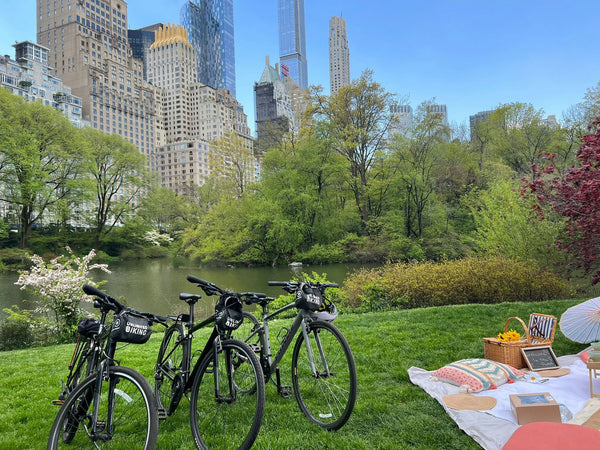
(157, 407, 168, 421)
(248, 344, 261, 353)
(278, 385, 292, 398)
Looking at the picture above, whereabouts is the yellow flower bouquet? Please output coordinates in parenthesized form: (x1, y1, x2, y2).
(497, 329, 521, 342)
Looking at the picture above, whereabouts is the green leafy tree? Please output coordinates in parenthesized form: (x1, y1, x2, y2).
(310, 70, 396, 232)
(208, 131, 256, 199)
(0, 89, 85, 248)
(82, 128, 150, 245)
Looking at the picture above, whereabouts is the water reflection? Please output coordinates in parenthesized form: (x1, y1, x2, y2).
(0, 259, 374, 322)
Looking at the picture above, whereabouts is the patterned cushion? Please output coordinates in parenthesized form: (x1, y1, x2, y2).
(431, 358, 525, 393)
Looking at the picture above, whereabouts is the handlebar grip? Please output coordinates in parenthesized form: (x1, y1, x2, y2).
(268, 281, 289, 286)
(186, 274, 206, 284)
(83, 284, 106, 298)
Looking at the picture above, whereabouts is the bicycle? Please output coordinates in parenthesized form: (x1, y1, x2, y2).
(153, 275, 265, 449)
(233, 280, 357, 431)
(48, 284, 164, 449)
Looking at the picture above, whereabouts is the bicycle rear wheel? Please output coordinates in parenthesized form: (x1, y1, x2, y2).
(189, 339, 265, 449)
(154, 323, 186, 416)
(48, 366, 159, 449)
(291, 320, 357, 430)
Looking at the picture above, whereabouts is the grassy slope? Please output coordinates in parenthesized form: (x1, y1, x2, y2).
(0, 299, 587, 449)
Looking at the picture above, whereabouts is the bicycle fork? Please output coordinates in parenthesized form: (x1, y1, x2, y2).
(301, 321, 331, 379)
(212, 336, 236, 404)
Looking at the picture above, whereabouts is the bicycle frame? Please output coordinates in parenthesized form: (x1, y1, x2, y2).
(247, 302, 327, 381)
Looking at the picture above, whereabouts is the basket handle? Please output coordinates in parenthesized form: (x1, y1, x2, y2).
(503, 316, 532, 343)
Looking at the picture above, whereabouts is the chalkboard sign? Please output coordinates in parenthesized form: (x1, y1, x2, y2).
(521, 346, 560, 371)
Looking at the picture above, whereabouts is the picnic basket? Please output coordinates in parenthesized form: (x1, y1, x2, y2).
(483, 314, 557, 369)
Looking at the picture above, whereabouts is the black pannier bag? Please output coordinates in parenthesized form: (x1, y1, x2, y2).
(295, 283, 324, 312)
(78, 318, 105, 338)
(214, 294, 243, 331)
(110, 310, 152, 344)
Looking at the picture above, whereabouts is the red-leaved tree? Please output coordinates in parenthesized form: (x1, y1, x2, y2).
(523, 120, 600, 283)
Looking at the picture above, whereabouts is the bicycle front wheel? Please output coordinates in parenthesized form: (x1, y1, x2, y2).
(291, 320, 357, 430)
(189, 339, 265, 450)
(48, 366, 159, 449)
(155, 323, 186, 416)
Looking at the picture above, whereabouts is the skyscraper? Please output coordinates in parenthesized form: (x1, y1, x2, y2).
(329, 16, 350, 94)
(180, 0, 236, 97)
(147, 24, 252, 194)
(36, 0, 159, 159)
(254, 56, 295, 150)
(278, 0, 308, 89)
(127, 23, 163, 80)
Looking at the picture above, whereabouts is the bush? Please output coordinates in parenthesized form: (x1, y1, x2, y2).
(341, 256, 570, 311)
(0, 318, 33, 351)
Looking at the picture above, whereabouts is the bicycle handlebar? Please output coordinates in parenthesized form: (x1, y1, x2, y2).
(82, 284, 168, 326)
(186, 274, 227, 296)
(268, 281, 339, 290)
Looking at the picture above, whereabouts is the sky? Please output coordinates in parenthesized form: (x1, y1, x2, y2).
(1, 0, 599, 133)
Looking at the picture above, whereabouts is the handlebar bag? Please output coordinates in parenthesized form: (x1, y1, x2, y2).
(110, 310, 152, 344)
(295, 283, 324, 312)
(215, 294, 243, 331)
(77, 318, 105, 339)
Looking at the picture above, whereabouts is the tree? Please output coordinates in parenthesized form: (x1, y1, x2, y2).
(310, 70, 396, 232)
(548, 120, 600, 283)
(137, 186, 199, 234)
(82, 129, 150, 245)
(391, 100, 451, 238)
(0, 89, 85, 248)
(208, 131, 256, 199)
(487, 103, 556, 182)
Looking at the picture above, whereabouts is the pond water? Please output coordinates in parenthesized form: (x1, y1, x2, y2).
(0, 258, 374, 322)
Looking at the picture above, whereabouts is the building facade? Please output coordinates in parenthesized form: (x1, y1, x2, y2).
(254, 56, 295, 151)
(0, 41, 84, 127)
(469, 109, 494, 141)
(180, 0, 236, 97)
(278, 0, 307, 89)
(328, 16, 350, 95)
(147, 24, 253, 194)
(36, 0, 159, 160)
(389, 104, 412, 138)
(127, 23, 163, 80)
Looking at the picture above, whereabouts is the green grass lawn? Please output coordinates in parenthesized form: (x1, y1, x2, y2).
(0, 299, 588, 449)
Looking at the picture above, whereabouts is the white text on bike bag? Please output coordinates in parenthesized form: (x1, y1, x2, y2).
(214, 295, 243, 331)
(295, 283, 324, 312)
(110, 311, 151, 344)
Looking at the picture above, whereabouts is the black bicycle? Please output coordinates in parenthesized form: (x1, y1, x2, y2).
(48, 284, 164, 449)
(233, 280, 357, 431)
(153, 275, 265, 449)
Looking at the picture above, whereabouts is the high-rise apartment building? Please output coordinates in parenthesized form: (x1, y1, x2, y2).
(0, 41, 84, 127)
(36, 0, 159, 159)
(127, 23, 163, 80)
(427, 104, 448, 126)
(147, 24, 253, 194)
(254, 56, 295, 151)
(278, 0, 308, 89)
(469, 110, 493, 141)
(389, 104, 412, 138)
(328, 16, 350, 95)
(180, 0, 236, 97)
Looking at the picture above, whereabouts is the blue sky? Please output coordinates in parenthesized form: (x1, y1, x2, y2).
(1, 0, 599, 132)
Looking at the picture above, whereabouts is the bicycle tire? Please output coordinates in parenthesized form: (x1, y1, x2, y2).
(154, 323, 186, 416)
(291, 320, 357, 431)
(189, 339, 265, 450)
(48, 366, 159, 449)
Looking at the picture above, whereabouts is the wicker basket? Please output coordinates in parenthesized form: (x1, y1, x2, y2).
(483, 316, 552, 369)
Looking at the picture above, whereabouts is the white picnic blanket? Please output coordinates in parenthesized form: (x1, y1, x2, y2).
(408, 354, 590, 450)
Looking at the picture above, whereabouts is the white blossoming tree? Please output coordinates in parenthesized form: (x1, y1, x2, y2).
(14, 247, 110, 341)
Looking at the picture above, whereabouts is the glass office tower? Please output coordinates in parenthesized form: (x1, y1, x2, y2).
(181, 0, 236, 97)
(278, 0, 308, 89)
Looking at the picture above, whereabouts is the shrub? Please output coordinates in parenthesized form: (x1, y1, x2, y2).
(341, 256, 569, 310)
(0, 312, 33, 351)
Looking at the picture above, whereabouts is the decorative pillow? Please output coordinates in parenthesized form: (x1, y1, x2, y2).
(431, 358, 525, 393)
(581, 351, 590, 364)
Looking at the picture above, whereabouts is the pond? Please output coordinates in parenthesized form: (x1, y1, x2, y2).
(0, 258, 374, 322)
